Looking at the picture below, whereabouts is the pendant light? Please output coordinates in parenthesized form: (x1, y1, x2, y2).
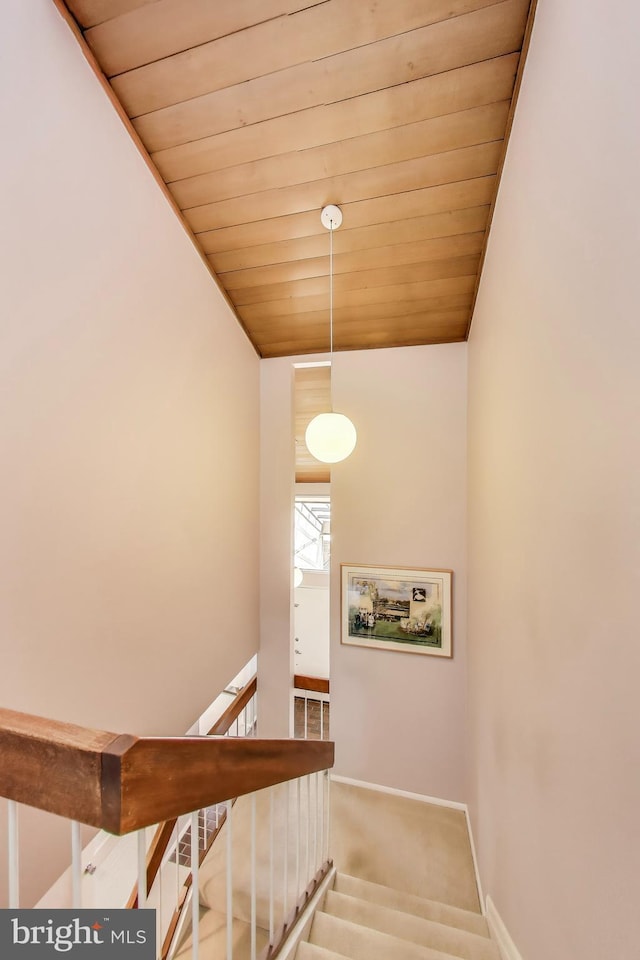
(305, 205, 357, 464)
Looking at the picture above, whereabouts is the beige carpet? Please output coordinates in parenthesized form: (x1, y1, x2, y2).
(329, 780, 481, 913)
(175, 779, 485, 959)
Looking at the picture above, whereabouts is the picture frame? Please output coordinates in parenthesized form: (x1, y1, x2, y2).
(341, 563, 453, 658)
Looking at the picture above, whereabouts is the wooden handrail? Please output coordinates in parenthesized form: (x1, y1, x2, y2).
(294, 674, 330, 695)
(0, 708, 125, 828)
(0, 706, 334, 836)
(129, 672, 258, 905)
(207, 676, 257, 735)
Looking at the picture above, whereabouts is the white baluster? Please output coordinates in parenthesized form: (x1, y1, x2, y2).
(269, 788, 274, 944)
(157, 849, 163, 960)
(303, 695, 308, 739)
(71, 821, 82, 909)
(283, 781, 289, 928)
(320, 772, 325, 870)
(305, 776, 311, 896)
(191, 811, 200, 960)
(250, 794, 257, 960)
(137, 828, 146, 910)
(318, 773, 322, 871)
(317, 772, 322, 873)
(311, 774, 317, 878)
(8, 800, 19, 908)
(325, 770, 331, 864)
(295, 778, 301, 902)
(320, 697, 324, 740)
(175, 816, 182, 914)
(226, 800, 233, 960)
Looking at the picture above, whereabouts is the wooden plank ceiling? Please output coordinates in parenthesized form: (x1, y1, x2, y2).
(294, 366, 332, 483)
(61, 0, 535, 359)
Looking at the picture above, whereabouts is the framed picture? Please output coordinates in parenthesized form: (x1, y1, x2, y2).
(341, 564, 453, 658)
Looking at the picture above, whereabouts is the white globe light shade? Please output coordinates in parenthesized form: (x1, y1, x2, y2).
(305, 412, 357, 464)
(293, 567, 304, 588)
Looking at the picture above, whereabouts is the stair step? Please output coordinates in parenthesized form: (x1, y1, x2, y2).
(173, 908, 269, 960)
(322, 890, 499, 960)
(296, 943, 352, 960)
(309, 911, 477, 960)
(334, 873, 489, 938)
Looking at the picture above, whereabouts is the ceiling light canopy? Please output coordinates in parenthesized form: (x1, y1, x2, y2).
(305, 206, 357, 465)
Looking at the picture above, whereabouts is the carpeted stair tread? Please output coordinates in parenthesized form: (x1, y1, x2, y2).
(173, 907, 269, 960)
(322, 890, 499, 960)
(296, 942, 353, 960)
(309, 911, 478, 960)
(334, 873, 489, 938)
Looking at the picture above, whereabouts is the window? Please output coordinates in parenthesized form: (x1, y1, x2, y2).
(294, 497, 330, 571)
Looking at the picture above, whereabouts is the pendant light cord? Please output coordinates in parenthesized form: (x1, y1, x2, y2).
(329, 215, 334, 410)
(329, 216, 334, 358)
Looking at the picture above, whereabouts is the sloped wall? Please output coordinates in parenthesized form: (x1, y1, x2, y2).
(467, 1, 640, 956)
(1, 0, 259, 903)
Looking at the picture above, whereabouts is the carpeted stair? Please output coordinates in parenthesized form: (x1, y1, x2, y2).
(295, 873, 499, 960)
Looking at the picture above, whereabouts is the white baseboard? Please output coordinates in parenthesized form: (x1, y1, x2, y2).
(330, 775, 467, 811)
(486, 896, 525, 960)
(464, 808, 485, 916)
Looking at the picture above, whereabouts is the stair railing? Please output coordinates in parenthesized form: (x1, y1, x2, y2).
(127, 675, 258, 903)
(293, 675, 330, 741)
(0, 702, 334, 960)
(125, 673, 258, 955)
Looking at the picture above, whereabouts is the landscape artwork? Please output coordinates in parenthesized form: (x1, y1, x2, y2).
(341, 564, 452, 658)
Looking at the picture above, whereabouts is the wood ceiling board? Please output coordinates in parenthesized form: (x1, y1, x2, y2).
(57, 0, 536, 357)
(239, 280, 477, 323)
(112, 0, 504, 115)
(296, 468, 331, 483)
(152, 54, 519, 182)
(296, 365, 331, 387)
(264, 321, 469, 358)
(210, 206, 490, 273)
(170, 101, 510, 210)
(239, 277, 477, 323)
(132, 0, 529, 151)
(220, 233, 485, 292)
(295, 459, 331, 483)
(184, 141, 503, 234)
(245, 296, 475, 333)
(85, 0, 320, 77)
(196, 179, 497, 255)
(65, 0, 156, 29)
(295, 365, 331, 483)
(336, 330, 469, 353)
(256, 309, 472, 352)
(230, 255, 481, 306)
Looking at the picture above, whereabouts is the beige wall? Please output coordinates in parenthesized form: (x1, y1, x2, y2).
(331, 345, 468, 801)
(467, 1, 640, 957)
(259, 358, 296, 738)
(1, 1, 259, 903)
